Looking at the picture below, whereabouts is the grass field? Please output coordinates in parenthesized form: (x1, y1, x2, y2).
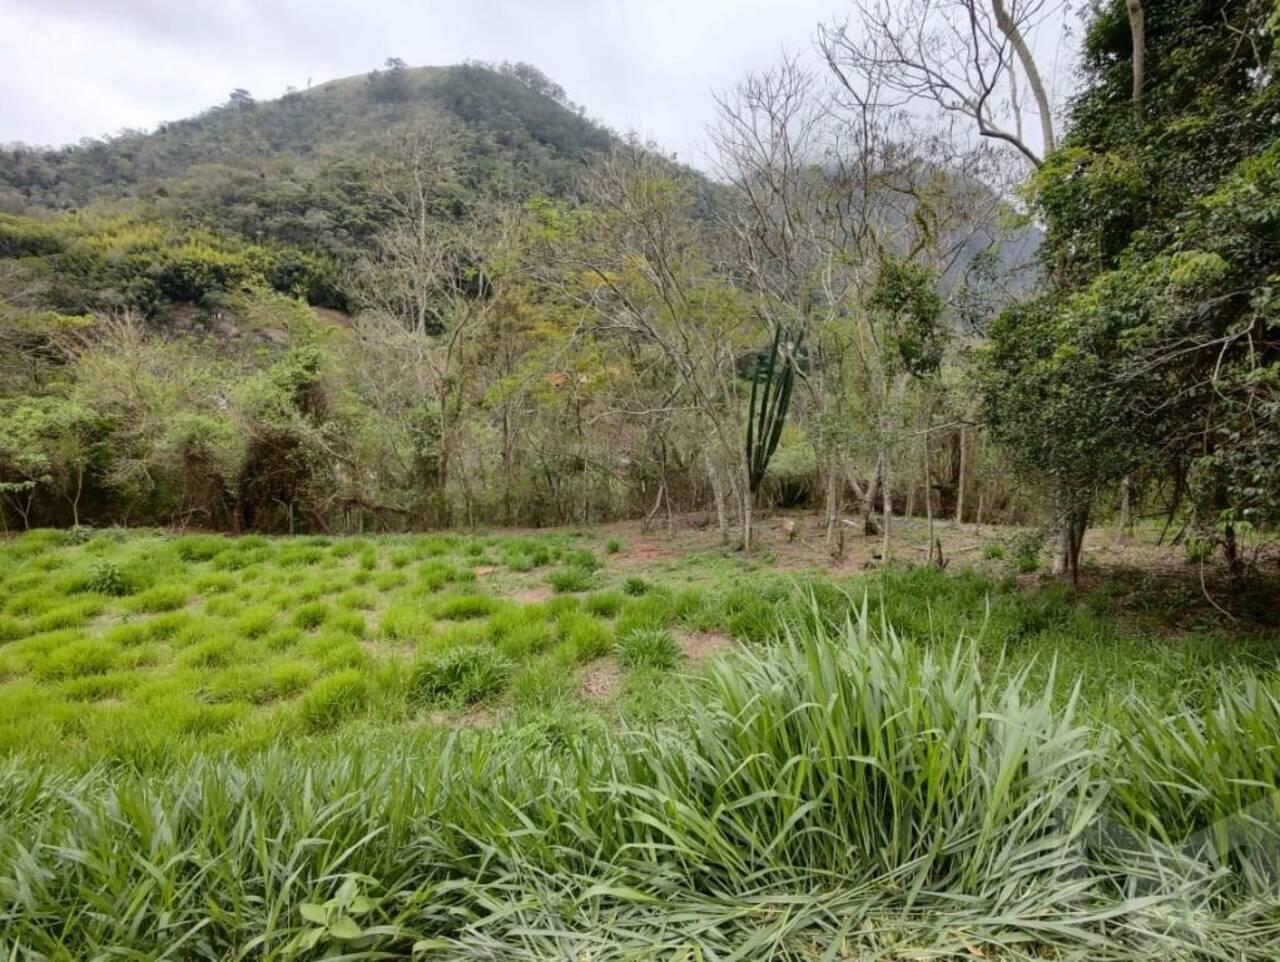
(1, 524, 1278, 958)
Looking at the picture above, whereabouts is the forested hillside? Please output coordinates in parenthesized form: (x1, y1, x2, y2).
(2, 5, 1280, 959)
(1, 3, 1275, 589)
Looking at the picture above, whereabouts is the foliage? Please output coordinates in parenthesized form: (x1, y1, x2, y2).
(0, 606, 1277, 958)
(983, 0, 1280, 556)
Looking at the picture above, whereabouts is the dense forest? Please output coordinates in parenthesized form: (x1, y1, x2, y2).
(1, 3, 1276, 586)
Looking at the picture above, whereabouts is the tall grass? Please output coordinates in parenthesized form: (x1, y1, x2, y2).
(1, 607, 1276, 959)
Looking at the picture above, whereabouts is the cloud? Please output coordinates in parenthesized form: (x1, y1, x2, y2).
(0, 0, 845, 162)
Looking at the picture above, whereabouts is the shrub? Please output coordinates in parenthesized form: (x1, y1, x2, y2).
(291, 602, 330, 631)
(434, 594, 499, 621)
(329, 610, 366, 638)
(1006, 529, 1046, 575)
(126, 585, 190, 614)
(297, 670, 369, 731)
(174, 535, 227, 562)
(616, 627, 680, 671)
(495, 621, 554, 660)
(605, 538, 622, 555)
(0, 616, 28, 643)
(336, 589, 376, 611)
(584, 591, 625, 618)
(557, 610, 612, 661)
(1184, 535, 1214, 565)
(621, 576, 649, 597)
(983, 543, 1005, 561)
(86, 561, 131, 596)
(409, 646, 511, 706)
(549, 566, 594, 594)
(380, 603, 432, 643)
(235, 606, 276, 639)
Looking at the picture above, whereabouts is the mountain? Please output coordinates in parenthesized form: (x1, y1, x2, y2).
(1, 62, 613, 214)
(0, 62, 620, 317)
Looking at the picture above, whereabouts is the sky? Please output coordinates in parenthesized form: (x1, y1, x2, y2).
(0, 0, 861, 167)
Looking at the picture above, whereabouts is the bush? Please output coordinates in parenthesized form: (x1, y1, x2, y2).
(434, 594, 499, 620)
(235, 606, 276, 639)
(86, 561, 131, 596)
(605, 538, 622, 555)
(584, 591, 625, 618)
(125, 584, 190, 613)
(297, 670, 368, 731)
(174, 535, 228, 562)
(616, 627, 680, 671)
(557, 610, 612, 661)
(621, 576, 649, 597)
(409, 645, 511, 706)
(291, 602, 330, 631)
(548, 566, 594, 594)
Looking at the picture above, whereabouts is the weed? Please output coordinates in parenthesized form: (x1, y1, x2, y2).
(621, 576, 649, 597)
(549, 566, 595, 593)
(434, 594, 499, 621)
(584, 591, 625, 618)
(125, 584, 190, 614)
(557, 610, 612, 661)
(291, 602, 330, 631)
(616, 627, 680, 671)
(297, 670, 369, 732)
(409, 645, 511, 707)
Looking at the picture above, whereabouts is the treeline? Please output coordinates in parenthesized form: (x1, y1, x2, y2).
(3, 3, 1277, 583)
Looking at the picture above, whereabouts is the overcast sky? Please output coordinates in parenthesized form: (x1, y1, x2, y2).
(0, 0, 869, 166)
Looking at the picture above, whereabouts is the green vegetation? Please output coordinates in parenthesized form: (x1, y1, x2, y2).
(1, 4, 1279, 956)
(0, 600, 1276, 958)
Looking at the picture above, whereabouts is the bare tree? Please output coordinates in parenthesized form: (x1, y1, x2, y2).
(819, 0, 1058, 168)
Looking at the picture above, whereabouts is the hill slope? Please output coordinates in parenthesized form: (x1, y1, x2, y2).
(1, 62, 613, 214)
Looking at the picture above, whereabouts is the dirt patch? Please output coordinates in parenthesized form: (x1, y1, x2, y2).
(473, 565, 499, 577)
(675, 630, 735, 663)
(360, 638, 413, 660)
(579, 656, 622, 701)
(428, 708, 497, 729)
(512, 586, 552, 605)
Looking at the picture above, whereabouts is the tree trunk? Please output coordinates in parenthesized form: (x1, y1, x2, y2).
(862, 455, 882, 536)
(823, 458, 841, 551)
(705, 449, 728, 544)
(992, 0, 1055, 154)
(880, 454, 892, 564)
(1126, 0, 1145, 115)
(1115, 475, 1134, 543)
(1054, 501, 1090, 584)
(954, 426, 967, 524)
(1223, 523, 1245, 587)
(924, 425, 937, 566)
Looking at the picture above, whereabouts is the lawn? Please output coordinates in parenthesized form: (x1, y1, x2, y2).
(1, 525, 1278, 959)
